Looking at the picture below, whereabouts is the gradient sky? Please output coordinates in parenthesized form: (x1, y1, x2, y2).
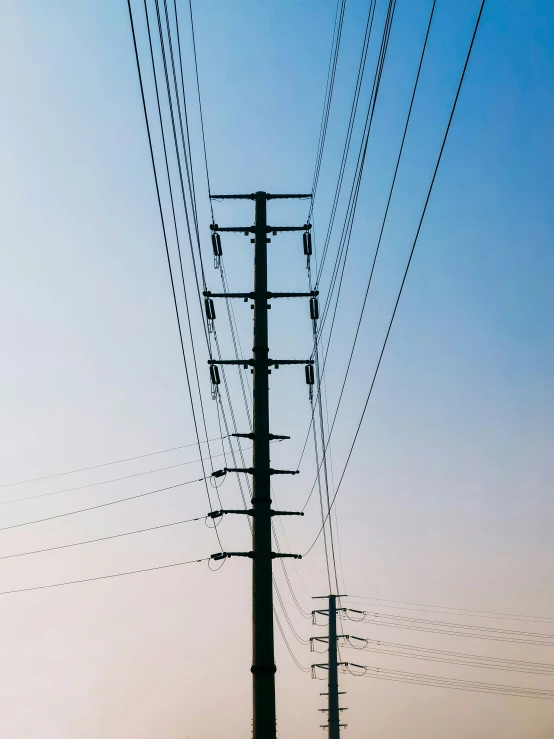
(1, 1, 553, 737)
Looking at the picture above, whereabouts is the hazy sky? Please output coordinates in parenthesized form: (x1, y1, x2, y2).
(1, 1, 553, 737)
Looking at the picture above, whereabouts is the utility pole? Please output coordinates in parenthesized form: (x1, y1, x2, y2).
(312, 594, 349, 738)
(328, 595, 340, 738)
(206, 191, 315, 739)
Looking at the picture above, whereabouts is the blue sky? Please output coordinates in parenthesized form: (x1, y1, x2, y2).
(0, 1, 553, 737)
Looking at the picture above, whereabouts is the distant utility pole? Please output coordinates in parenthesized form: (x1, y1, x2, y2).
(206, 192, 315, 739)
(312, 594, 349, 738)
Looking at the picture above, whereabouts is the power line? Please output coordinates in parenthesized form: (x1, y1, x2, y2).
(309, 0, 347, 217)
(273, 576, 309, 646)
(0, 436, 227, 489)
(296, 0, 396, 477)
(315, 0, 396, 294)
(305, 0, 437, 491)
(304, 0, 487, 555)
(346, 663, 554, 700)
(187, 0, 214, 220)
(345, 614, 554, 647)
(344, 636, 554, 674)
(0, 516, 204, 561)
(149, 0, 217, 495)
(274, 604, 311, 673)
(344, 595, 554, 624)
(311, 0, 377, 284)
(307, 242, 339, 596)
(0, 557, 208, 598)
(0, 477, 205, 533)
(348, 610, 554, 639)
(0, 447, 251, 507)
(126, 0, 221, 540)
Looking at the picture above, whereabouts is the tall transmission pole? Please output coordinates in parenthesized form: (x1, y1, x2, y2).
(206, 191, 314, 739)
(312, 594, 349, 738)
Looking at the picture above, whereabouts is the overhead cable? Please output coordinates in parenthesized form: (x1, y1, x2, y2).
(0, 516, 204, 561)
(0, 478, 206, 532)
(345, 663, 554, 700)
(0, 436, 227, 489)
(304, 0, 487, 555)
(0, 447, 251, 507)
(309, 0, 347, 218)
(126, 0, 221, 542)
(344, 594, 554, 624)
(0, 557, 208, 598)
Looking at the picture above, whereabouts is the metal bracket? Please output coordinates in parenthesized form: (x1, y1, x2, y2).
(311, 662, 349, 670)
(204, 290, 254, 299)
(266, 291, 318, 298)
(208, 359, 314, 367)
(231, 432, 290, 441)
(312, 608, 349, 616)
(209, 509, 302, 519)
(204, 290, 318, 299)
(209, 193, 311, 202)
(213, 466, 298, 477)
(211, 551, 301, 560)
(208, 509, 253, 519)
(208, 224, 309, 234)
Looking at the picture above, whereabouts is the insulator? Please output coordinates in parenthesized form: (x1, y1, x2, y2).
(303, 231, 312, 256)
(305, 364, 314, 385)
(309, 297, 319, 321)
(205, 297, 216, 321)
(209, 365, 221, 386)
(211, 232, 222, 257)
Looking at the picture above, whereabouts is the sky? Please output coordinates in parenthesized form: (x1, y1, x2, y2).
(0, 0, 553, 737)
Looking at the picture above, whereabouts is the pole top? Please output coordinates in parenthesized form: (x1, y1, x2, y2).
(312, 594, 348, 599)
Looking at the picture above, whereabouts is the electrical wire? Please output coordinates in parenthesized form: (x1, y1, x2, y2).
(126, 0, 221, 551)
(297, 0, 396, 478)
(309, 0, 347, 217)
(149, 0, 218, 492)
(187, 0, 214, 220)
(304, 0, 437, 494)
(274, 604, 311, 673)
(0, 447, 252, 507)
(308, 247, 339, 596)
(315, 0, 396, 301)
(344, 636, 554, 675)
(344, 595, 554, 624)
(347, 610, 554, 640)
(304, 0, 487, 555)
(0, 437, 227, 489)
(0, 557, 208, 598)
(312, 0, 377, 281)
(345, 613, 554, 647)
(0, 516, 204, 561)
(344, 663, 554, 700)
(274, 576, 309, 645)
(0, 477, 206, 532)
